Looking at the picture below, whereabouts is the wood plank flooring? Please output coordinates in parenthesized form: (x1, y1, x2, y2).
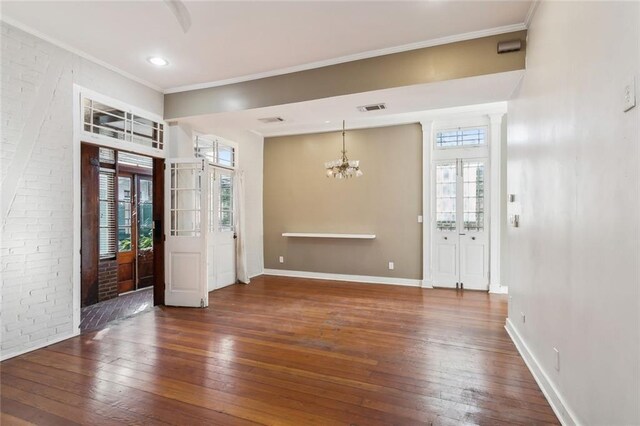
(1, 275, 558, 425)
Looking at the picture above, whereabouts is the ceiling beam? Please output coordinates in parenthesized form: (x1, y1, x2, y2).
(164, 30, 526, 120)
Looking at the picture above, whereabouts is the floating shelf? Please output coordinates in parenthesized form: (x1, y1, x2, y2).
(282, 233, 376, 239)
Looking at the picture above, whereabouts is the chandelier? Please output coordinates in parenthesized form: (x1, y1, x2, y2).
(324, 120, 363, 179)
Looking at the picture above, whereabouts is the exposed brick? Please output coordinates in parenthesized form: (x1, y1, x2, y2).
(0, 21, 162, 359)
(98, 259, 118, 302)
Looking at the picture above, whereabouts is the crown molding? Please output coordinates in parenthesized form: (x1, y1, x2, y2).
(524, 0, 540, 28)
(164, 23, 527, 94)
(0, 16, 163, 93)
(1, 15, 528, 97)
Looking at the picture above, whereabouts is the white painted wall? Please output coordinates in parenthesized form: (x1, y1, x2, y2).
(0, 22, 163, 359)
(506, 2, 639, 424)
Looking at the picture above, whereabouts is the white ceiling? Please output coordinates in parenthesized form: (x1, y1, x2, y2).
(1, 1, 532, 92)
(182, 70, 523, 136)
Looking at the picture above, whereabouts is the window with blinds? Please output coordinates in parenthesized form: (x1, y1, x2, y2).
(436, 127, 487, 149)
(99, 169, 116, 258)
(83, 98, 164, 150)
(195, 136, 235, 168)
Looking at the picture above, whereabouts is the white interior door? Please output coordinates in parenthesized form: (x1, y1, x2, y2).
(432, 158, 489, 290)
(207, 169, 236, 291)
(165, 158, 209, 307)
(459, 159, 489, 290)
(432, 161, 459, 287)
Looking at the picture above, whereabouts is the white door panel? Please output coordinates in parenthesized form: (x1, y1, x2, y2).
(207, 169, 236, 291)
(165, 158, 208, 307)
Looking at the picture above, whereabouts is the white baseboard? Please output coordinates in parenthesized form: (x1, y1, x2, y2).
(505, 318, 579, 426)
(1, 329, 79, 362)
(490, 285, 509, 294)
(263, 269, 422, 287)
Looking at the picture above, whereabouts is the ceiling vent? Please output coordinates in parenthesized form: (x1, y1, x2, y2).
(258, 116, 284, 124)
(357, 103, 386, 112)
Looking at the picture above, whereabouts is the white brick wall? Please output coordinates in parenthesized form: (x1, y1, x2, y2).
(0, 22, 163, 359)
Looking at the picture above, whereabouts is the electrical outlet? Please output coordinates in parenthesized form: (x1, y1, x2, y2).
(521, 312, 526, 324)
(279, 256, 284, 263)
(624, 78, 636, 112)
(553, 347, 560, 371)
(388, 261, 394, 270)
(417, 215, 423, 223)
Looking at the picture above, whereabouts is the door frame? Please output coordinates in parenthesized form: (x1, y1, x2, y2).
(73, 85, 167, 333)
(420, 111, 506, 293)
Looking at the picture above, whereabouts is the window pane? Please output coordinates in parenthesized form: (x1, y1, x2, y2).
(119, 226, 132, 251)
(83, 98, 164, 151)
(463, 161, 485, 231)
(218, 175, 234, 231)
(436, 127, 487, 148)
(217, 145, 234, 167)
(138, 179, 153, 251)
(436, 163, 457, 231)
(170, 162, 202, 236)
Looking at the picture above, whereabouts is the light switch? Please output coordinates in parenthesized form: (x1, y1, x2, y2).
(388, 261, 394, 270)
(279, 256, 284, 263)
(417, 215, 423, 223)
(624, 78, 636, 112)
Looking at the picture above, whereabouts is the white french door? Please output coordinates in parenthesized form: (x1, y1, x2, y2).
(432, 158, 489, 290)
(164, 158, 209, 307)
(207, 168, 236, 291)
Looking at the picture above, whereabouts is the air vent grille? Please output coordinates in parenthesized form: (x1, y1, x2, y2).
(357, 103, 386, 112)
(258, 117, 285, 123)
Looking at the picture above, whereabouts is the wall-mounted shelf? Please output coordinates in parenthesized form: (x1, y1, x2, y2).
(282, 233, 376, 239)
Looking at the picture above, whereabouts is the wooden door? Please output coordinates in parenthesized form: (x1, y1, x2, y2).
(117, 173, 136, 293)
(80, 144, 100, 306)
(137, 175, 154, 289)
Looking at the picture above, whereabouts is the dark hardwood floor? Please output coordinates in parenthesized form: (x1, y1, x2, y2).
(0, 275, 558, 425)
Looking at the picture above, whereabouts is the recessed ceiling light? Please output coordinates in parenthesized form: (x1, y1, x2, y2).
(147, 56, 169, 67)
(324, 120, 331, 124)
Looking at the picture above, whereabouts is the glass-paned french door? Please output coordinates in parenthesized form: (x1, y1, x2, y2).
(432, 158, 489, 290)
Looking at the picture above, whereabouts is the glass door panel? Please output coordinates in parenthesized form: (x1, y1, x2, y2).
(137, 176, 154, 289)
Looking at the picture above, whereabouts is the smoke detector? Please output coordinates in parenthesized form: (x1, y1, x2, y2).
(357, 103, 386, 112)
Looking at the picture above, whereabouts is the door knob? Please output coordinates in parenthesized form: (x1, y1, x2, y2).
(471, 236, 476, 241)
(444, 236, 448, 240)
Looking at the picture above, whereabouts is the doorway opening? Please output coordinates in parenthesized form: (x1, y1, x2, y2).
(80, 143, 164, 331)
(429, 124, 492, 291)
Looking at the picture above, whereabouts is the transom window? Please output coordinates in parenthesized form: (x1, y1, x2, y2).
(195, 136, 235, 168)
(83, 98, 164, 150)
(436, 127, 487, 149)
